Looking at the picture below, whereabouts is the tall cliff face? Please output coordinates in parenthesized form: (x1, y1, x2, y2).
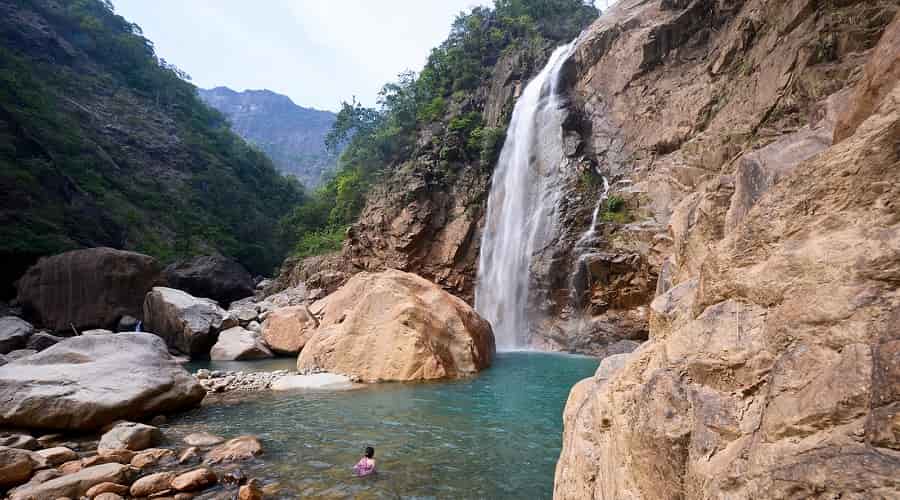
(0, 0, 303, 291)
(199, 87, 338, 188)
(554, 0, 900, 498)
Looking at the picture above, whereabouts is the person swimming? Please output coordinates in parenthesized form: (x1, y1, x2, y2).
(353, 446, 376, 477)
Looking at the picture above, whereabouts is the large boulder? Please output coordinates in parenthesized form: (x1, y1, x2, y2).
(163, 255, 254, 305)
(210, 326, 273, 361)
(260, 305, 318, 355)
(15, 248, 161, 331)
(143, 287, 235, 358)
(0, 333, 205, 430)
(8, 463, 132, 500)
(297, 270, 494, 382)
(0, 316, 33, 354)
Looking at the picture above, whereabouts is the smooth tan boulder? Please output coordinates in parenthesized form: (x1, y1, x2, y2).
(261, 305, 317, 354)
(130, 448, 176, 469)
(36, 446, 77, 466)
(297, 270, 494, 382)
(171, 467, 217, 492)
(0, 334, 205, 431)
(8, 463, 131, 500)
(130, 471, 176, 497)
(85, 481, 129, 498)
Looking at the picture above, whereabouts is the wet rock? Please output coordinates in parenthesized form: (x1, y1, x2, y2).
(0, 446, 46, 488)
(184, 432, 225, 447)
(297, 270, 494, 382)
(261, 305, 317, 355)
(0, 433, 39, 450)
(210, 326, 272, 361)
(178, 447, 200, 464)
(16, 248, 161, 331)
(98, 421, 161, 452)
(95, 449, 136, 465)
(25, 331, 64, 351)
(59, 459, 83, 474)
(221, 468, 245, 486)
(129, 471, 176, 497)
(171, 467, 217, 492)
(0, 333, 205, 431)
(164, 255, 254, 306)
(8, 463, 132, 500)
(36, 446, 77, 466)
(143, 287, 236, 358)
(205, 436, 263, 464)
(238, 478, 264, 500)
(130, 448, 176, 469)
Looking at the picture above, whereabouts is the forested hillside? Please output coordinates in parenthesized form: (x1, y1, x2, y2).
(0, 0, 304, 293)
(199, 87, 338, 188)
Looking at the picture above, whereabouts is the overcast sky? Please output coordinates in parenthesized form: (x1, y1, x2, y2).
(112, 1, 492, 112)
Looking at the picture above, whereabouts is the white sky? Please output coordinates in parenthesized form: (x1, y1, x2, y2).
(112, 1, 492, 111)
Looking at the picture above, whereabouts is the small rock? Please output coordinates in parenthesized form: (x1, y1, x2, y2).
(36, 433, 65, 447)
(26, 332, 64, 351)
(195, 369, 211, 379)
(95, 449, 136, 464)
(0, 433, 39, 450)
(221, 468, 245, 486)
(0, 316, 34, 354)
(130, 448, 176, 469)
(246, 320, 261, 333)
(178, 447, 200, 464)
(37, 446, 78, 466)
(86, 481, 130, 497)
(59, 459, 83, 474)
(130, 471, 176, 497)
(0, 446, 44, 488)
(171, 467, 217, 492)
(98, 421, 161, 452)
(117, 315, 140, 332)
(205, 436, 262, 464)
(184, 432, 225, 447)
(94, 493, 125, 500)
(238, 478, 264, 500)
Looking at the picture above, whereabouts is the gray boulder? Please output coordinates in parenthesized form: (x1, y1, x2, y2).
(0, 316, 33, 354)
(210, 327, 273, 361)
(98, 422, 161, 452)
(26, 332, 64, 351)
(15, 247, 161, 331)
(0, 333, 205, 431)
(143, 287, 236, 358)
(163, 255, 254, 306)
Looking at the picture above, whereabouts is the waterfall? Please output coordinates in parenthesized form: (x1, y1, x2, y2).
(575, 175, 610, 248)
(475, 42, 577, 350)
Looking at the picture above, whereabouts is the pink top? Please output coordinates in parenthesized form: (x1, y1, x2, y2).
(353, 457, 376, 477)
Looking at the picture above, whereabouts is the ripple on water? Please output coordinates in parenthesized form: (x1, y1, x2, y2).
(168, 352, 597, 499)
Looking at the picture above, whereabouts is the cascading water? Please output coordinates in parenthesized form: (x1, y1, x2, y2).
(574, 174, 610, 248)
(475, 42, 577, 349)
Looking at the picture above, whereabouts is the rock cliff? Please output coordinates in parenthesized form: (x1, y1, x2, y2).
(554, 0, 900, 498)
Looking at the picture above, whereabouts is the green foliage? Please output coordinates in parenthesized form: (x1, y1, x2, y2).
(599, 195, 630, 224)
(294, 226, 347, 258)
(0, 0, 304, 275)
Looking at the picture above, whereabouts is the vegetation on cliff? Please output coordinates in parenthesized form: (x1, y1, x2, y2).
(0, 0, 304, 282)
(282, 0, 598, 257)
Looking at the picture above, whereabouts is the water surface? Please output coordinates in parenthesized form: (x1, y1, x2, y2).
(171, 352, 597, 499)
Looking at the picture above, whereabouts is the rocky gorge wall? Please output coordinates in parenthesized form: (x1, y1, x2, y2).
(554, 0, 900, 498)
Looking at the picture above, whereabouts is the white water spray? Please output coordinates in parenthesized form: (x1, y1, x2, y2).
(475, 42, 577, 349)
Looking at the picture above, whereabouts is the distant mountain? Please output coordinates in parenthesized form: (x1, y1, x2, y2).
(199, 87, 337, 188)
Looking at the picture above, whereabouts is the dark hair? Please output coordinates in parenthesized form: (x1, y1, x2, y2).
(365, 446, 374, 458)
